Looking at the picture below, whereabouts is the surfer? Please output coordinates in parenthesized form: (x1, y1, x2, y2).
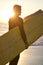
(9, 5, 28, 65)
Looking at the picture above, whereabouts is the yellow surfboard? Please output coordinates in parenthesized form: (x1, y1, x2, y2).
(0, 13, 43, 65)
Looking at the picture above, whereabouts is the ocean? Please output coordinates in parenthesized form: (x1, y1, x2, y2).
(18, 46, 43, 65)
(6, 46, 43, 65)
(17, 36, 43, 65)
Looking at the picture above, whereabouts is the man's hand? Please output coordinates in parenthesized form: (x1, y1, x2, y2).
(25, 41, 28, 49)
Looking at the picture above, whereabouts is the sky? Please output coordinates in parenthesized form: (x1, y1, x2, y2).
(0, 0, 43, 23)
(0, 0, 43, 35)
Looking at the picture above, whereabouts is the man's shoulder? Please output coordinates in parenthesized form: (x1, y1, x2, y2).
(9, 17, 14, 21)
(19, 17, 23, 22)
(9, 17, 15, 23)
(19, 17, 23, 20)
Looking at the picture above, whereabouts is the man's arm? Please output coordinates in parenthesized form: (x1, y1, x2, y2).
(19, 19, 28, 48)
(9, 19, 11, 30)
(9, 19, 12, 30)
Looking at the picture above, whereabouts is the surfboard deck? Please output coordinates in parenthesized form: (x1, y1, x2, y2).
(0, 27, 26, 65)
(0, 14, 43, 65)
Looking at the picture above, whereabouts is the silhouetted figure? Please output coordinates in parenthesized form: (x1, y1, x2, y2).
(9, 5, 28, 65)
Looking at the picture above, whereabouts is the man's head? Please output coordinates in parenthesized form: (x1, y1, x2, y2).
(13, 5, 21, 16)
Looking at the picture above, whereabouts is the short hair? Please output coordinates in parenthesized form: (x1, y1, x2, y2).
(13, 5, 21, 10)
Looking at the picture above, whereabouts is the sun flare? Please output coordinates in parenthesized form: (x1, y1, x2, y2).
(2, 7, 14, 23)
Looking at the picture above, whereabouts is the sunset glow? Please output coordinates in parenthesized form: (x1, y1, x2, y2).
(0, 0, 43, 23)
(1, 7, 14, 23)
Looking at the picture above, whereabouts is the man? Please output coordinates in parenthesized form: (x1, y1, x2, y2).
(9, 5, 28, 65)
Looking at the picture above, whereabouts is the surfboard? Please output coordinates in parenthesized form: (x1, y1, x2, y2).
(0, 13, 43, 65)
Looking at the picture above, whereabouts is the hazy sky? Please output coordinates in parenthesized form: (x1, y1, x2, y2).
(0, 0, 43, 23)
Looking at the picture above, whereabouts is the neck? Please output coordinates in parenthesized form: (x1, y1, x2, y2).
(15, 14, 19, 17)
